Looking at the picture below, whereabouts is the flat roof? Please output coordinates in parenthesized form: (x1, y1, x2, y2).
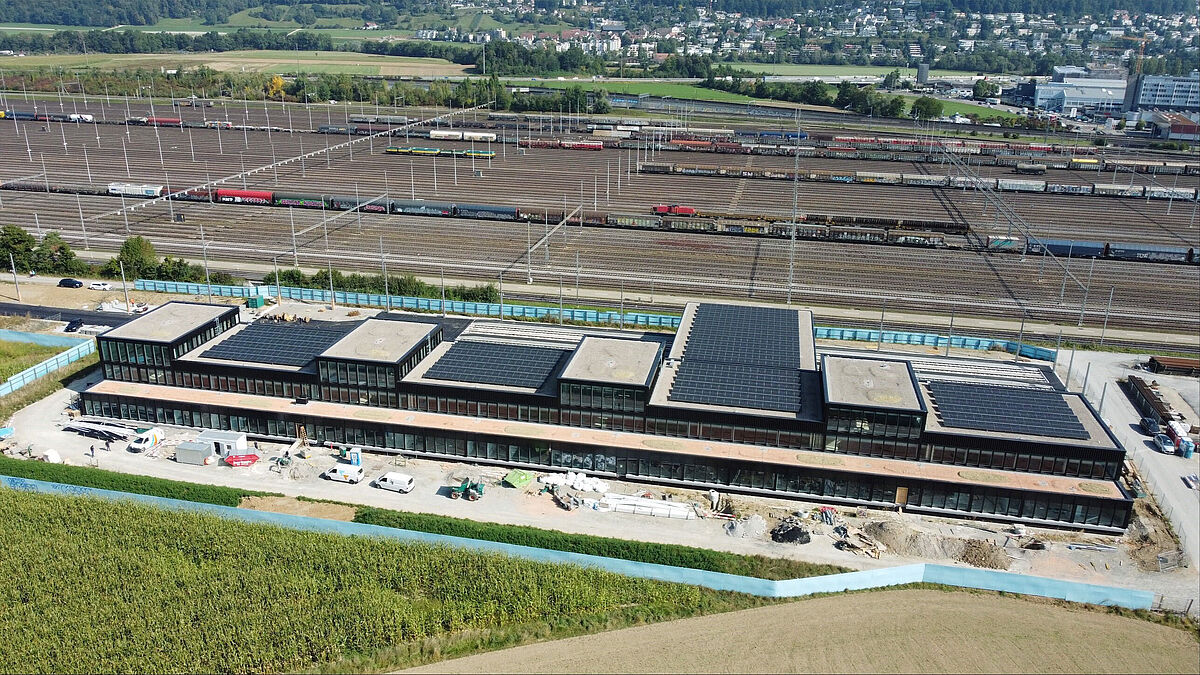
(321, 319, 438, 364)
(560, 337, 661, 387)
(667, 303, 816, 371)
(920, 383, 1119, 450)
(823, 356, 924, 413)
(86, 379, 1126, 501)
(100, 302, 234, 344)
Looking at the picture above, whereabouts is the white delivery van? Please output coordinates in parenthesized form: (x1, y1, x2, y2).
(324, 465, 365, 484)
(373, 472, 416, 493)
(128, 427, 165, 453)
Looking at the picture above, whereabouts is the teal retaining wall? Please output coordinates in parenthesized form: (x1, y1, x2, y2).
(0, 337, 94, 398)
(135, 280, 1056, 361)
(0, 476, 1151, 609)
(0, 329, 90, 348)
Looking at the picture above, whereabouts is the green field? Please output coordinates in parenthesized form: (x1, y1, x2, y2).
(0, 339, 66, 380)
(728, 63, 973, 79)
(904, 95, 1021, 119)
(0, 49, 469, 76)
(0, 489, 767, 673)
(510, 79, 761, 104)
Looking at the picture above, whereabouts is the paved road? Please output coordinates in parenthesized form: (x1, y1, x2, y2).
(1059, 350, 1200, 569)
(0, 301, 132, 327)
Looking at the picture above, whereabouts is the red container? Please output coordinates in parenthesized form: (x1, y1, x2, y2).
(215, 189, 273, 205)
(146, 117, 183, 127)
(224, 453, 260, 467)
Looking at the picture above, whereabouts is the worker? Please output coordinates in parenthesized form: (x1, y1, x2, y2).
(104, 440, 111, 452)
(89, 445, 95, 457)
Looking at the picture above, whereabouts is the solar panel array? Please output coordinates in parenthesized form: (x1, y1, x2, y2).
(685, 304, 801, 368)
(668, 304, 804, 413)
(671, 361, 801, 412)
(201, 320, 360, 367)
(425, 341, 569, 389)
(927, 381, 1089, 440)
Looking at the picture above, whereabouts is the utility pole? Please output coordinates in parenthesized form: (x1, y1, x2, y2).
(119, 260, 131, 314)
(8, 252, 20, 302)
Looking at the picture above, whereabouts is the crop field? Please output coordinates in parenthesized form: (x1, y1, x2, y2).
(0, 489, 768, 673)
(0, 50, 470, 76)
(0, 339, 66, 380)
(411, 588, 1200, 674)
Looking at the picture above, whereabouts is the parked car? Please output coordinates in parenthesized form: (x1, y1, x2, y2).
(64, 319, 83, 333)
(57, 278, 84, 288)
(1140, 417, 1161, 436)
(88, 281, 112, 291)
(1153, 434, 1174, 454)
(373, 472, 416, 493)
(324, 465, 365, 484)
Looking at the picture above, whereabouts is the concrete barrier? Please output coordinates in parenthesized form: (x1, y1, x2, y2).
(0, 476, 1151, 609)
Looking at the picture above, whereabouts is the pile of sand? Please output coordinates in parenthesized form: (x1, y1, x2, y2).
(725, 514, 768, 538)
(864, 520, 1009, 570)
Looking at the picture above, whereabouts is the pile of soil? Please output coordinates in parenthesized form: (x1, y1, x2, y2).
(864, 520, 1010, 570)
(957, 539, 1011, 570)
(1124, 499, 1179, 571)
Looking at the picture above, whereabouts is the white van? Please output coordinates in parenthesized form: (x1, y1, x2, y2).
(373, 472, 415, 493)
(128, 427, 165, 453)
(324, 465, 365, 484)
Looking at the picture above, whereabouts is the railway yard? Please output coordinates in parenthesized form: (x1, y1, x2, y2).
(0, 96, 1197, 353)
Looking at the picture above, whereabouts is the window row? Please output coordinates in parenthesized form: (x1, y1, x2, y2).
(409, 394, 559, 425)
(81, 393, 1130, 530)
(172, 315, 237, 359)
(827, 407, 924, 441)
(559, 383, 645, 412)
(907, 483, 1128, 529)
(100, 340, 172, 368)
(825, 433, 922, 461)
(318, 359, 397, 389)
(926, 443, 1118, 480)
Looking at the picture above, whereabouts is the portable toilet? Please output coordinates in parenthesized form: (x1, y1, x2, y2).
(348, 447, 362, 466)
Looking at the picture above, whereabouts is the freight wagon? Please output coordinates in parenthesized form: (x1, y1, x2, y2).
(997, 179, 1046, 192)
(1047, 183, 1094, 194)
(215, 189, 273, 205)
(107, 183, 164, 198)
(1093, 184, 1146, 197)
(1014, 163, 1047, 175)
(1146, 187, 1197, 200)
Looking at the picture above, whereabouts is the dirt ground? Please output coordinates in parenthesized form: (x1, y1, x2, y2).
(238, 495, 356, 521)
(401, 589, 1200, 674)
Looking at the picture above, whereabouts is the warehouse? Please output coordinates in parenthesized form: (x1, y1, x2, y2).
(81, 301, 1132, 531)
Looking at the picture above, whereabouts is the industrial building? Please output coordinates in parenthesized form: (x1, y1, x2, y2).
(81, 301, 1133, 532)
(1033, 78, 1126, 116)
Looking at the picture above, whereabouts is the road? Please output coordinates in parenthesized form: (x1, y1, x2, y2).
(0, 300, 132, 326)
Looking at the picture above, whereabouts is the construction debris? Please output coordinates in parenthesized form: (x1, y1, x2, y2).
(599, 493, 695, 519)
(725, 514, 768, 538)
(770, 516, 811, 545)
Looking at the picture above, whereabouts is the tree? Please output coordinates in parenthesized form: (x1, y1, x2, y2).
(33, 231, 86, 275)
(910, 96, 944, 120)
(104, 236, 158, 279)
(266, 74, 285, 99)
(972, 78, 1000, 100)
(0, 224, 38, 271)
(882, 69, 900, 89)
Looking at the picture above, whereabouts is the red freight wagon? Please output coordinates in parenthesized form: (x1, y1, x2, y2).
(146, 117, 183, 127)
(652, 204, 696, 216)
(215, 189, 273, 205)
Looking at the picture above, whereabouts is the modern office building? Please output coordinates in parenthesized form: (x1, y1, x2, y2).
(1033, 78, 1126, 116)
(81, 301, 1133, 532)
(1124, 71, 1200, 113)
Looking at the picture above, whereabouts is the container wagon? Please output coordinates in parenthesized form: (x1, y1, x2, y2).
(107, 183, 164, 198)
(1015, 163, 1047, 175)
(215, 189, 273, 205)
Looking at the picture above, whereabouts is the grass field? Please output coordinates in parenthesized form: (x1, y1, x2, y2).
(0, 489, 768, 673)
(410, 588, 1200, 673)
(0, 50, 469, 76)
(0, 353, 96, 423)
(727, 63, 974, 79)
(0, 339, 67, 380)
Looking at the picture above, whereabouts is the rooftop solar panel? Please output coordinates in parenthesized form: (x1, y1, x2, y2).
(684, 304, 800, 369)
(670, 361, 801, 412)
(927, 381, 1089, 440)
(201, 320, 360, 367)
(425, 341, 569, 389)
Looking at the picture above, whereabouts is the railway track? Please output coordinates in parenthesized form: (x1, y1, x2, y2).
(0, 111, 1195, 346)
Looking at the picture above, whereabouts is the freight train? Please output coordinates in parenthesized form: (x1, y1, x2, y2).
(638, 162, 1200, 201)
(0, 180, 947, 249)
(384, 146, 496, 159)
(989, 236, 1196, 265)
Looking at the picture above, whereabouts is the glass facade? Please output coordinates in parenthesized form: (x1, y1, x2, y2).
(80, 392, 1131, 531)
